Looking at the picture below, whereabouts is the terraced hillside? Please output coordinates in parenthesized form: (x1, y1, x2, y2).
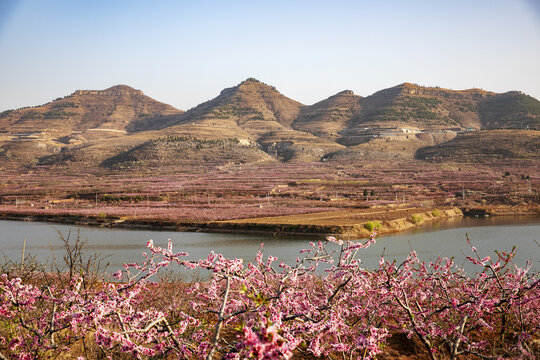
(0, 85, 181, 133)
(478, 92, 540, 129)
(105, 78, 344, 166)
(293, 90, 362, 140)
(415, 130, 540, 162)
(102, 136, 273, 169)
(0, 85, 182, 167)
(0, 79, 539, 169)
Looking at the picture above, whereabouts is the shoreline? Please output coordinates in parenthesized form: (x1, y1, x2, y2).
(0, 204, 538, 239)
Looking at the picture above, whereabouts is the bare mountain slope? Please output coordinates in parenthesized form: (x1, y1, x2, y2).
(1, 80, 539, 169)
(415, 130, 540, 162)
(126, 78, 344, 164)
(0, 85, 182, 134)
(101, 136, 273, 169)
(0, 85, 182, 167)
(293, 90, 362, 140)
(478, 92, 540, 129)
(349, 83, 492, 129)
(160, 78, 304, 138)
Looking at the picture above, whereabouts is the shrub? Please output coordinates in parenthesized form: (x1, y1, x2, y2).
(97, 211, 107, 220)
(364, 220, 382, 231)
(410, 214, 423, 223)
(0, 109, 14, 118)
(431, 209, 441, 217)
(43, 110, 76, 119)
(101, 194, 116, 202)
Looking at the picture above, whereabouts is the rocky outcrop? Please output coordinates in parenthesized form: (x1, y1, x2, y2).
(73, 85, 144, 97)
(373, 83, 493, 100)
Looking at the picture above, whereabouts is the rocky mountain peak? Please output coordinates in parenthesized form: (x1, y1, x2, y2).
(240, 77, 263, 85)
(334, 90, 356, 97)
(72, 85, 143, 97)
(236, 77, 277, 91)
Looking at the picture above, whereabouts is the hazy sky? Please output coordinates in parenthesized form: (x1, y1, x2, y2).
(0, 0, 539, 112)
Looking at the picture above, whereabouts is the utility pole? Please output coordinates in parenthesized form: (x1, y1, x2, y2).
(21, 238, 26, 270)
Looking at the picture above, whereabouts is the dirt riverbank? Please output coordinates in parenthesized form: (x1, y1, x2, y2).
(0, 204, 538, 239)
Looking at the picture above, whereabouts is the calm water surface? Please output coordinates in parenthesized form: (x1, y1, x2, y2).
(0, 217, 538, 275)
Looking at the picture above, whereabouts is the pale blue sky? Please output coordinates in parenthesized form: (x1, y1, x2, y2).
(0, 0, 539, 111)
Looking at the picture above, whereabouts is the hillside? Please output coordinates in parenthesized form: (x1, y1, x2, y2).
(342, 83, 540, 132)
(478, 92, 540, 129)
(106, 78, 344, 165)
(0, 85, 181, 133)
(305, 83, 539, 158)
(293, 90, 362, 140)
(161, 78, 304, 136)
(415, 129, 540, 162)
(330, 83, 492, 147)
(0, 80, 539, 169)
(102, 136, 273, 169)
(0, 85, 182, 167)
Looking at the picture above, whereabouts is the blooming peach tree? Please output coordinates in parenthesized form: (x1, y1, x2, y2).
(0, 232, 538, 359)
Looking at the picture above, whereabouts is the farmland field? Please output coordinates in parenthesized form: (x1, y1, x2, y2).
(0, 159, 538, 237)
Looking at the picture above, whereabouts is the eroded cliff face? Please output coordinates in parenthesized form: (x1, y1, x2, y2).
(374, 83, 492, 100)
(72, 85, 145, 97)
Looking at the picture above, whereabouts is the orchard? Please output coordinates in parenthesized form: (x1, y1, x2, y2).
(0, 231, 538, 359)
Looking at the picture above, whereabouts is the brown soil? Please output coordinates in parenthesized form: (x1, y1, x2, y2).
(0, 206, 466, 239)
(218, 206, 463, 237)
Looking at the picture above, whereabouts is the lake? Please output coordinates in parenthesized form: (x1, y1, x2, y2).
(0, 216, 538, 276)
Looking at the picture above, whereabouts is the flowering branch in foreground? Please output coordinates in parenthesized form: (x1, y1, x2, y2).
(0, 231, 538, 359)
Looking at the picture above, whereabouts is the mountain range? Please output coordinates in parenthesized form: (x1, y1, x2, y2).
(0, 78, 539, 170)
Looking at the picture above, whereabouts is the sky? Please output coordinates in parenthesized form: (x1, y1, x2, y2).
(0, 0, 539, 112)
